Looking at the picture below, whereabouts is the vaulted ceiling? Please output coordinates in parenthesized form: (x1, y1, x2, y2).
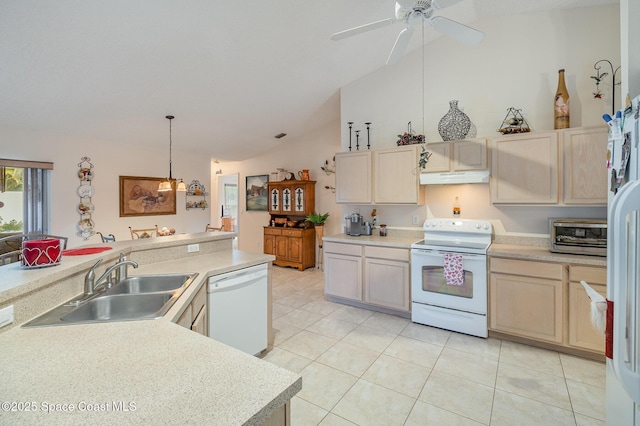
(0, 0, 618, 160)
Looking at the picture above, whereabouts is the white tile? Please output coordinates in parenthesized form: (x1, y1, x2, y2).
(260, 347, 312, 373)
(567, 379, 606, 421)
(291, 396, 328, 425)
(300, 298, 342, 316)
(272, 302, 296, 319)
(490, 389, 576, 426)
(405, 400, 484, 426)
(297, 362, 359, 411)
(400, 322, 451, 346)
(445, 332, 501, 361)
(362, 354, 431, 398)
(271, 319, 303, 346)
(331, 379, 415, 426)
(276, 308, 324, 329)
(277, 291, 323, 309)
(342, 325, 396, 353)
(560, 353, 606, 388)
(278, 330, 337, 360)
(499, 340, 563, 377)
(361, 312, 410, 335)
(575, 413, 606, 426)
(319, 413, 358, 425)
(383, 335, 444, 369)
(496, 362, 572, 410)
(432, 347, 498, 387)
(307, 316, 359, 340)
(316, 341, 380, 377)
(327, 305, 374, 325)
(419, 371, 494, 424)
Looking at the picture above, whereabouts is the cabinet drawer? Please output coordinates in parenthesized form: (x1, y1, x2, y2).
(264, 227, 282, 236)
(192, 282, 207, 313)
(281, 229, 303, 237)
(324, 242, 362, 256)
(569, 265, 606, 285)
(490, 257, 563, 280)
(364, 245, 409, 262)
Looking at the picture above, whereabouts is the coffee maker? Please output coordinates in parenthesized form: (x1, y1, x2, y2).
(345, 212, 371, 236)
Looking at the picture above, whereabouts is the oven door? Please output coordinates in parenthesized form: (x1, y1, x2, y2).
(411, 247, 487, 314)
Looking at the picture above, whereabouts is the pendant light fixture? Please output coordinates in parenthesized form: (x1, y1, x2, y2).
(158, 115, 187, 192)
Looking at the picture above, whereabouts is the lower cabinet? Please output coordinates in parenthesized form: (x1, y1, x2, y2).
(264, 227, 315, 271)
(489, 256, 606, 356)
(324, 241, 410, 313)
(176, 283, 207, 336)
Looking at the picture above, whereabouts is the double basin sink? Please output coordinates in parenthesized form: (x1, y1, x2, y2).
(23, 273, 198, 327)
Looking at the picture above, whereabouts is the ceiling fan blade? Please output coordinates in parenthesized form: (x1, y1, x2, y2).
(331, 18, 395, 41)
(432, 0, 464, 10)
(386, 27, 414, 65)
(430, 16, 484, 45)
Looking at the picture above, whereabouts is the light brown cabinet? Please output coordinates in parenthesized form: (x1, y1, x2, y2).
(568, 265, 606, 352)
(562, 127, 608, 205)
(176, 282, 208, 336)
(490, 131, 559, 204)
(423, 138, 487, 173)
(264, 227, 315, 271)
(324, 241, 410, 313)
(335, 145, 424, 205)
(490, 258, 564, 344)
(267, 180, 315, 216)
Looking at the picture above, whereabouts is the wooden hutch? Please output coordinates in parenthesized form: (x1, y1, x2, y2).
(263, 180, 316, 271)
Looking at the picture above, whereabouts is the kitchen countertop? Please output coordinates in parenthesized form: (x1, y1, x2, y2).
(0, 235, 300, 425)
(489, 243, 607, 267)
(323, 233, 420, 249)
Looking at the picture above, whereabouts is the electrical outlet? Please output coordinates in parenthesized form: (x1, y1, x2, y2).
(187, 244, 200, 253)
(0, 305, 14, 328)
(412, 215, 420, 225)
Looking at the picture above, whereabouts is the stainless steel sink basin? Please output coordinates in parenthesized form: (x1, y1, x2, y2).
(107, 273, 194, 294)
(22, 272, 199, 327)
(60, 293, 174, 323)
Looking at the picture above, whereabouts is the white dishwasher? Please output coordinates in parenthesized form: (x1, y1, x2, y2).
(207, 263, 268, 355)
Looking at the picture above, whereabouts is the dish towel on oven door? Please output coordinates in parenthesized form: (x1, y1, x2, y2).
(443, 253, 464, 286)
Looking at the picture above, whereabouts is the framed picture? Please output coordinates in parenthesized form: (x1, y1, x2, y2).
(246, 174, 269, 211)
(119, 176, 176, 217)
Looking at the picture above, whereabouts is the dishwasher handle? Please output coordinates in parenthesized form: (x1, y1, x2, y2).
(208, 265, 267, 291)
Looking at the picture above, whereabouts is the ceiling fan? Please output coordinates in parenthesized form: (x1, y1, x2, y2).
(331, 0, 484, 65)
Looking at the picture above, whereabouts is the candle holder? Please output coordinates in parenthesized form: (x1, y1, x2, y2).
(365, 122, 371, 150)
(347, 122, 353, 151)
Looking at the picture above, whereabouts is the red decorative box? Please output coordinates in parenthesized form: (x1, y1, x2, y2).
(21, 238, 62, 268)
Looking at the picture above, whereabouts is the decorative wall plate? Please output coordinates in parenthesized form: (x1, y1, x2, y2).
(77, 185, 95, 198)
(78, 168, 94, 181)
(77, 201, 95, 214)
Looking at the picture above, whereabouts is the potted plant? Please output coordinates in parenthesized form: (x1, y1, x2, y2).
(305, 212, 329, 246)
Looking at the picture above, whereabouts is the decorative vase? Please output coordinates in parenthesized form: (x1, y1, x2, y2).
(554, 69, 570, 129)
(438, 100, 471, 141)
(314, 225, 324, 247)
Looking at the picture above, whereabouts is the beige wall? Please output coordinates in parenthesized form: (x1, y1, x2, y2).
(339, 5, 617, 235)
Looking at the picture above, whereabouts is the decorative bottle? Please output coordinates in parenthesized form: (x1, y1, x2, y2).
(453, 197, 461, 217)
(554, 69, 570, 129)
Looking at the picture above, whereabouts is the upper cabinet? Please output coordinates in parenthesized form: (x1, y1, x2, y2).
(423, 138, 487, 173)
(335, 146, 424, 205)
(490, 126, 607, 205)
(268, 180, 315, 216)
(335, 151, 372, 204)
(562, 127, 608, 205)
(490, 131, 559, 204)
(373, 145, 424, 204)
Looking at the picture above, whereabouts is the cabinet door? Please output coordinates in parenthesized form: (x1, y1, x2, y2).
(489, 273, 563, 343)
(335, 151, 372, 204)
(363, 257, 410, 311)
(281, 186, 293, 213)
(191, 304, 207, 336)
(454, 138, 487, 171)
(324, 253, 362, 301)
(177, 304, 193, 329)
(568, 281, 605, 352)
(562, 127, 608, 205)
(491, 132, 559, 204)
(264, 234, 276, 256)
(269, 186, 281, 214)
(275, 236, 289, 260)
(373, 145, 423, 204)
(287, 237, 303, 263)
(423, 142, 450, 172)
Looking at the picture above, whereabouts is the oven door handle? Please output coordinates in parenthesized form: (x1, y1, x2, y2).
(411, 249, 485, 259)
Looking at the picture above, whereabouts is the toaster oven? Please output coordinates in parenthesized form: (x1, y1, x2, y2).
(549, 218, 607, 257)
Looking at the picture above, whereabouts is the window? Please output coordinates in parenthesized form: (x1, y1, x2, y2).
(0, 159, 53, 236)
(224, 183, 238, 222)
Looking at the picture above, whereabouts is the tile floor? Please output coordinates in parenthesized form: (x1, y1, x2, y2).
(261, 266, 607, 426)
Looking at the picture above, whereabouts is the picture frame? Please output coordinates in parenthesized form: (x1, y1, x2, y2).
(119, 176, 177, 217)
(245, 174, 269, 211)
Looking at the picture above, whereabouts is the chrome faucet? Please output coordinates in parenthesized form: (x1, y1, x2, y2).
(84, 257, 139, 296)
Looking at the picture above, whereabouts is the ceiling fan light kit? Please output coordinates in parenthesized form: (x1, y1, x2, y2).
(331, 0, 484, 65)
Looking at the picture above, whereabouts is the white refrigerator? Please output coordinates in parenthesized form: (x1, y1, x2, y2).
(606, 94, 640, 425)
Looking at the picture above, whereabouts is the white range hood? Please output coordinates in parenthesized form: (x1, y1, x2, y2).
(419, 170, 490, 185)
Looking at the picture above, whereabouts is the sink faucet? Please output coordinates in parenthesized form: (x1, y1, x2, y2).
(84, 257, 139, 296)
